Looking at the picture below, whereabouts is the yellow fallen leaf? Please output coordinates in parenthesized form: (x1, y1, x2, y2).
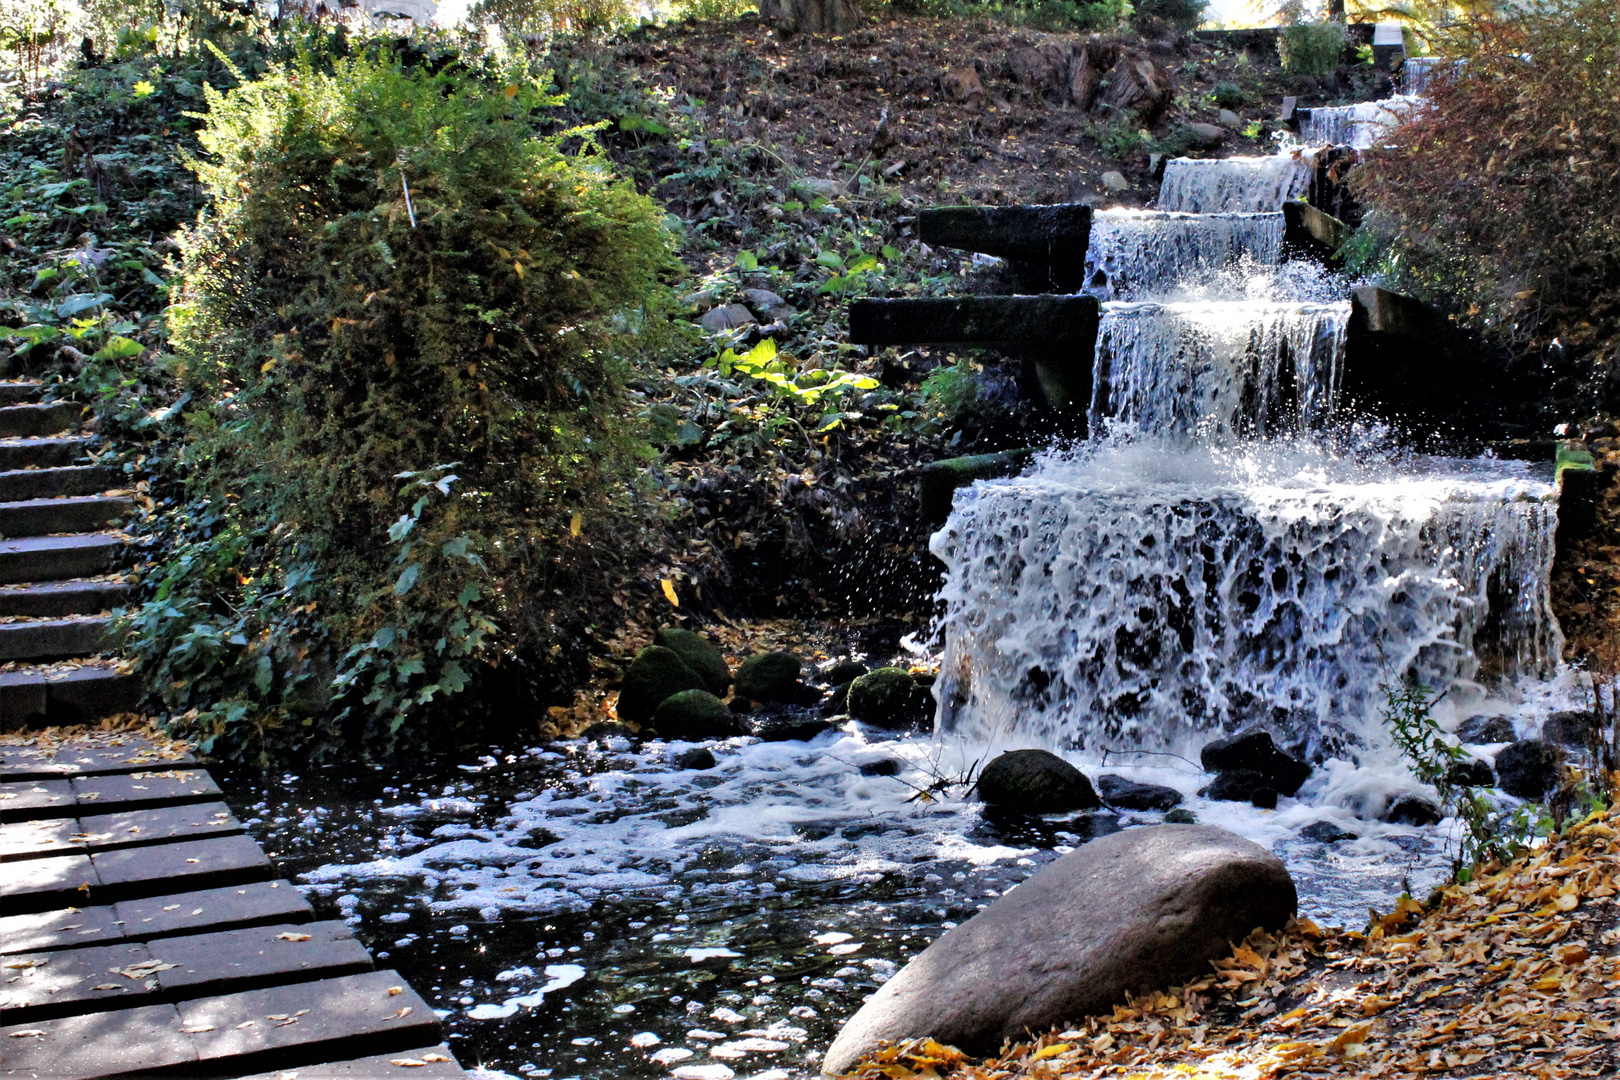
(661, 578, 679, 606)
(422, 1054, 451, 1063)
(391, 1061, 427, 1068)
(1330, 1021, 1374, 1055)
(1031, 1042, 1072, 1060)
(388, 986, 404, 996)
(180, 1024, 215, 1033)
(277, 933, 312, 942)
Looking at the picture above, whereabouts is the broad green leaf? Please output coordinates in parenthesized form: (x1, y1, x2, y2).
(394, 562, 421, 596)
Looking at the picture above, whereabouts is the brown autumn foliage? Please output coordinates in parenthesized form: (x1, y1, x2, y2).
(1350, 0, 1620, 403)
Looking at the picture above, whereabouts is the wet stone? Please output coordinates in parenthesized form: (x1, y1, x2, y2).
(977, 749, 1100, 813)
(671, 747, 718, 771)
(1199, 729, 1311, 796)
(0, 939, 155, 1022)
(1444, 758, 1495, 788)
(78, 801, 243, 850)
(1384, 795, 1442, 826)
(857, 758, 902, 777)
(1542, 710, 1600, 749)
(1300, 820, 1356, 843)
(1494, 739, 1562, 799)
(1096, 774, 1184, 811)
(153, 920, 373, 995)
(1456, 715, 1516, 744)
(741, 710, 834, 742)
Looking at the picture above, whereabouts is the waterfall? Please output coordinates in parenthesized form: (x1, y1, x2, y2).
(1089, 301, 1349, 438)
(1401, 57, 1458, 96)
(1299, 98, 1421, 149)
(930, 444, 1562, 757)
(1084, 211, 1285, 301)
(1157, 152, 1317, 214)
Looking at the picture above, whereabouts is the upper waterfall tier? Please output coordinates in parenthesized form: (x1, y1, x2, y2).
(1091, 300, 1349, 438)
(929, 443, 1562, 757)
(1157, 152, 1318, 214)
(1084, 210, 1284, 301)
(1299, 98, 1421, 149)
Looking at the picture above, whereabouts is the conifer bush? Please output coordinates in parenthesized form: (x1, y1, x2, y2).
(131, 48, 680, 760)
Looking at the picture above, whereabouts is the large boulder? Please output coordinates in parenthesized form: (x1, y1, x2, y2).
(618, 646, 705, 724)
(652, 689, 740, 740)
(1541, 710, 1599, 749)
(1200, 728, 1312, 796)
(654, 627, 732, 695)
(821, 825, 1296, 1075)
(977, 749, 1099, 813)
(734, 651, 803, 703)
(846, 667, 933, 730)
(1494, 739, 1561, 799)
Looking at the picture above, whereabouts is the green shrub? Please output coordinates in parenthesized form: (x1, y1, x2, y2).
(132, 47, 680, 761)
(469, 0, 636, 39)
(1350, 0, 1620, 398)
(1133, 0, 1206, 32)
(1278, 20, 1347, 76)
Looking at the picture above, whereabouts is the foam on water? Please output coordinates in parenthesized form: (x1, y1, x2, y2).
(1091, 300, 1350, 437)
(1157, 151, 1319, 213)
(929, 441, 1562, 758)
(1084, 210, 1285, 300)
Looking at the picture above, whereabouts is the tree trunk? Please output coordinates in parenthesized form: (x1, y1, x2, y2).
(759, 0, 862, 35)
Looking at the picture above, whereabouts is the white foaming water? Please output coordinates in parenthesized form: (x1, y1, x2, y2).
(1157, 151, 1319, 213)
(929, 440, 1562, 758)
(1091, 300, 1350, 437)
(1084, 210, 1285, 301)
(1300, 97, 1422, 149)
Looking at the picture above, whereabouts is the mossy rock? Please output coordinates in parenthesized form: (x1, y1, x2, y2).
(654, 627, 731, 695)
(618, 646, 705, 725)
(653, 689, 740, 741)
(846, 667, 933, 730)
(734, 651, 802, 703)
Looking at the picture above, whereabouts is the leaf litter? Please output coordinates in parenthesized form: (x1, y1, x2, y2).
(837, 803, 1620, 1079)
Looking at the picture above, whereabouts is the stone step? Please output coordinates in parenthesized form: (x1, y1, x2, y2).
(0, 880, 315, 954)
(0, 577, 129, 618)
(0, 732, 194, 783)
(850, 294, 1102, 409)
(1282, 199, 1353, 264)
(0, 663, 139, 731)
(0, 381, 43, 404)
(0, 464, 122, 502)
(0, 615, 112, 662)
(234, 1043, 467, 1079)
(0, 493, 133, 537)
(919, 203, 1093, 289)
(0, 435, 95, 471)
(0, 832, 270, 912)
(0, 532, 121, 584)
(0, 400, 81, 438)
(0, 920, 373, 1025)
(849, 294, 1101, 347)
(0, 970, 440, 1080)
(0, 801, 243, 862)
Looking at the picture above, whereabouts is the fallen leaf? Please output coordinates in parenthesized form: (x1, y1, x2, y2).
(8, 1030, 46, 1038)
(389, 986, 404, 995)
(180, 1025, 215, 1034)
(276, 933, 312, 942)
(390, 1060, 428, 1068)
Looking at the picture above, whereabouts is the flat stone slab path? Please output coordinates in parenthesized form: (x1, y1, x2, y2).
(0, 731, 465, 1079)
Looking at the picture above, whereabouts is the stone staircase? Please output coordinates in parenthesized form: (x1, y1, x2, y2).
(0, 380, 138, 727)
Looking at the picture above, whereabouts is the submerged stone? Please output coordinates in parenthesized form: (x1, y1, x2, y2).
(1200, 769, 1276, 806)
(1445, 758, 1495, 788)
(1200, 729, 1312, 796)
(1494, 739, 1561, 799)
(977, 749, 1099, 813)
(654, 627, 732, 695)
(821, 659, 869, 686)
(618, 646, 706, 725)
(1456, 715, 1516, 744)
(1300, 820, 1356, 843)
(1384, 795, 1442, 826)
(733, 652, 803, 703)
(857, 758, 902, 777)
(821, 825, 1296, 1074)
(652, 689, 739, 741)
(1163, 808, 1197, 824)
(671, 746, 718, 771)
(741, 711, 833, 742)
(1097, 774, 1183, 811)
(846, 668, 933, 730)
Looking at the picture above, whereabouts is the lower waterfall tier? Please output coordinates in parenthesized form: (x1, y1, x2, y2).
(929, 442, 1562, 758)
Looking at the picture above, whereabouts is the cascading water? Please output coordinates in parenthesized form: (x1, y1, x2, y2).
(932, 56, 1566, 778)
(1156, 150, 1318, 213)
(1084, 211, 1285, 300)
(1298, 97, 1421, 150)
(930, 445, 1562, 758)
(1090, 300, 1349, 436)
